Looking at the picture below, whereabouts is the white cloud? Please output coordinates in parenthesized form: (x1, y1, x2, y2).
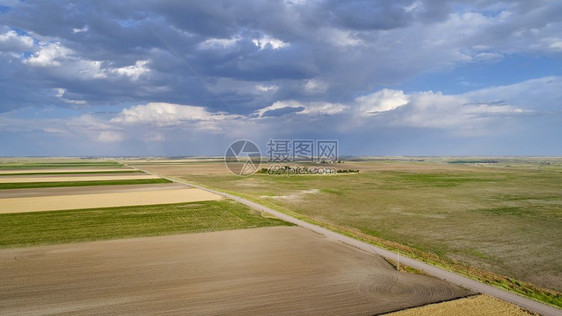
(539, 37, 562, 52)
(362, 90, 528, 135)
(111, 102, 237, 126)
(462, 76, 562, 111)
(77, 60, 107, 79)
(393, 90, 525, 133)
(25, 42, 71, 66)
(356, 89, 409, 115)
(24, 42, 107, 79)
(24, 42, 149, 80)
(199, 37, 240, 49)
(53, 88, 87, 106)
(346, 81, 542, 136)
(252, 36, 289, 50)
(304, 79, 328, 94)
(54, 88, 65, 98)
(72, 26, 88, 33)
(112, 60, 150, 80)
(255, 100, 347, 117)
(255, 100, 303, 117)
(0, 30, 33, 51)
(256, 84, 278, 92)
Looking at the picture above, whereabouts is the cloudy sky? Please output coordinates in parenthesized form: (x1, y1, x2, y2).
(0, 0, 561, 156)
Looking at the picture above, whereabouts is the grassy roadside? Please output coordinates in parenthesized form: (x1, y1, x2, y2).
(197, 184, 561, 308)
(0, 200, 291, 248)
(0, 178, 172, 190)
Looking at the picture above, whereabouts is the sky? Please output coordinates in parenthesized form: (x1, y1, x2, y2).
(0, 0, 561, 157)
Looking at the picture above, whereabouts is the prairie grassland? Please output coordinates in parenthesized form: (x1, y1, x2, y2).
(131, 158, 562, 306)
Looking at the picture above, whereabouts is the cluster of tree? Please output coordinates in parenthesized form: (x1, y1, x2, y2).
(448, 159, 499, 164)
(257, 165, 358, 175)
(318, 159, 344, 164)
(336, 169, 359, 173)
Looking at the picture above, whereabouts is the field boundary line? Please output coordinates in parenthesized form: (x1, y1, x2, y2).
(128, 165, 561, 316)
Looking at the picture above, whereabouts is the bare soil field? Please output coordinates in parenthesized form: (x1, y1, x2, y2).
(0, 174, 160, 183)
(0, 183, 188, 198)
(385, 294, 535, 316)
(0, 188, 222, 213)
(0, 226, 471, 315)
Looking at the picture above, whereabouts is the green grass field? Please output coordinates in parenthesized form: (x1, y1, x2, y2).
(132, 158, 562, 307)
(0, 178, 172, 190)
(0, 200, 290, 248)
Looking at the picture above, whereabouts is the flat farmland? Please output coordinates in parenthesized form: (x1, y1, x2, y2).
(131, 158, 562, 306)
(0, 226, 471, 315)
(0, 158, 556, 314)
(0, 161, 260, 247)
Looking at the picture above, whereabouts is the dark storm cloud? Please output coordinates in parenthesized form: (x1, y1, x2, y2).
(316, 0, 415, 30)
(0, 0, 561, 117)
(260, 105, 305, 117)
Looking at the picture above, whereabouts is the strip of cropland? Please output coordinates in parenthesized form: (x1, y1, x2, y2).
(0, 161, 172, 189)
(128, 158, 562, 309)
(0, 188, 224, 213)
(0, 200, 290, 248)
(0, 170, 142, 176)
(0, 178, 172, 190)
(0, 174, 161, 183)
(0, 160, 122, 169)
(0, 183, 188, 198)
